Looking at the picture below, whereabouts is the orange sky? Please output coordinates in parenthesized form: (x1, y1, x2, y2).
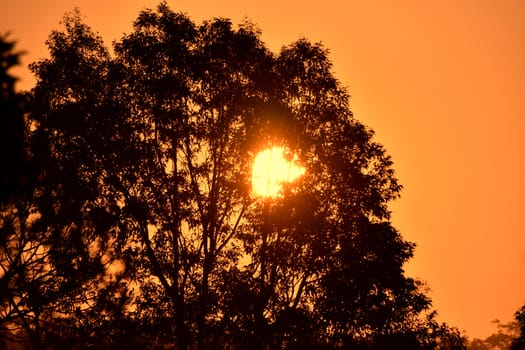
(2, 0, 524, 340)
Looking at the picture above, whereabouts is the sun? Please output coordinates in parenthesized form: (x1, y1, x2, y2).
(252, 146, 305, 198)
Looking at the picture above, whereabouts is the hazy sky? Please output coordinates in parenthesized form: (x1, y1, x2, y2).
(1, 0, 524, 340)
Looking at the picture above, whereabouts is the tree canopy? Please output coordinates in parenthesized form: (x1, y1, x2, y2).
(1, 4, 466, 349)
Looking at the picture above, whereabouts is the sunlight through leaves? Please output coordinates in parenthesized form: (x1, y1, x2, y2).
(251, 146, 305, 198)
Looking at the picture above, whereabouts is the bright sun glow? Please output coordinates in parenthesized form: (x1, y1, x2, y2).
(252, 146, 305, 198)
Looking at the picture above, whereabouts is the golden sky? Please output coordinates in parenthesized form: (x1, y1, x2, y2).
(2, 0, 524, 340)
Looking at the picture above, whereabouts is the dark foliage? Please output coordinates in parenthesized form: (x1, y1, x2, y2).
(511, 304, 525, 350)
(0, 33, 31, 202)
(1, 3, 466, 349)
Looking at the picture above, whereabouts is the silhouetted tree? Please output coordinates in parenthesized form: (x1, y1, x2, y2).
(21, 3, 467, 349)
(467, 317, 523, 350)
(511, 304, 525, 350)
(0, 29, 119, 349)
(0, 33, 44, 349)
(0, 33, 29, 202)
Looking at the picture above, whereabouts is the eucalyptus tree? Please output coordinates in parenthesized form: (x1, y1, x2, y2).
(109, 7, 283, 348)
(23, 3, 466, 349)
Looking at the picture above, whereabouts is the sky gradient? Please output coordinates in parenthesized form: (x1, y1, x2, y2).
(1, 0, 524, 340)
